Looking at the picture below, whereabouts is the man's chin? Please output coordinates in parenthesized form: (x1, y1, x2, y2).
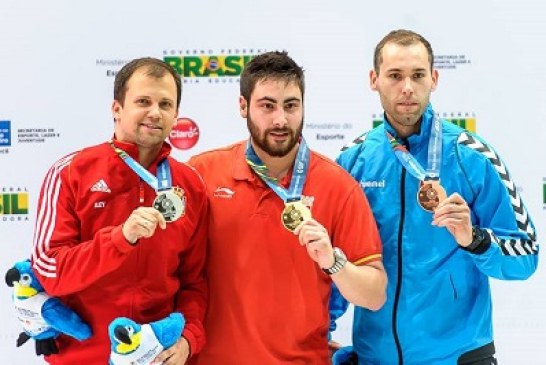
(267, 149, 291, 158)
(137, 136, 165, 147)
(261, 140, 291, 156)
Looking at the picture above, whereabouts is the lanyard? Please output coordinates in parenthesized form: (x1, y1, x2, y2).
(386, 115, 442, 181)
(245, 138, 310, 202)
(110, 142, 172, 191)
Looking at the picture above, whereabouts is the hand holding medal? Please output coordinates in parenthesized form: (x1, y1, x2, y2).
(122, 207, 167, 244)
(431, 192, 473, 246)
(293, 219, 336, 270)
(110, 143, 186, 224)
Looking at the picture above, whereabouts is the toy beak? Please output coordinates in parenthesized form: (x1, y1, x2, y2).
(14, 283, 38, 298)
(114, 326, 132, 345)
(5, 268, 20, 287)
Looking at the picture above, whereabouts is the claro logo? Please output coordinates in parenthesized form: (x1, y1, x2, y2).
(169, 117, 200, 150)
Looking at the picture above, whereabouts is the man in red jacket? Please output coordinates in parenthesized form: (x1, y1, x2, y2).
(188, 51, 386, 364)
(31, 57, 208, 364)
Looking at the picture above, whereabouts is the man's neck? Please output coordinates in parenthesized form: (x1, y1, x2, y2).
(386, 115, 422, 139)
(138, 145, 162, 169)
(253, 143, 299, 180)
(394, 125, 419, 139)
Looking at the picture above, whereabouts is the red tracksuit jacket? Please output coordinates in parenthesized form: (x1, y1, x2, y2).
(31, 139, 208, 364)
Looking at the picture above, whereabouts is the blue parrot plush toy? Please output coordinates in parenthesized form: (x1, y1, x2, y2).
(5, 259, 92, 356)
(108, 312, 185, 365)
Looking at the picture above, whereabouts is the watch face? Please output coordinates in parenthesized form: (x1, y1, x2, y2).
(323, 248, 347, 275)
(467, 226, 484, 251)
(333, 247, 346, 261)
(473, 227, 484, 241)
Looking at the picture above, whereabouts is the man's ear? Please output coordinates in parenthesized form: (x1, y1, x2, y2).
(239, 96, 248, 118)
(112, 100, 122, 122)
(369, 70, 378, 91)
(431, 69, 439, 92)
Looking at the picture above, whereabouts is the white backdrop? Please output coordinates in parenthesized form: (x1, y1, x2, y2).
(1, 1, 544, 363)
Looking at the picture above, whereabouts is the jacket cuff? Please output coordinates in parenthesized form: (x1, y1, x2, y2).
(182, 322, 205, 357)
(182, 328, 196, 357)
(111, 225, 135, 254)
(461, 227, 491, 255)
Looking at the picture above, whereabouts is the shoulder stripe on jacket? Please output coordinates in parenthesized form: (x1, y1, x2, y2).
(32, 152, 77, 278)
(457, 132, 537, 256)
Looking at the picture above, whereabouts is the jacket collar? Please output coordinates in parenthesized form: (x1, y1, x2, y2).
(111, 136, 172, 169)
(233, 140, 258, 182)
(232, 139, 294, 187)
(383, 103, 435, 152)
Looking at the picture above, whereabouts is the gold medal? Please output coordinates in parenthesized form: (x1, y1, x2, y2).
(153, 187, 186, 222)
(281, 200, 312, 232)
(417, 180, 447, 212)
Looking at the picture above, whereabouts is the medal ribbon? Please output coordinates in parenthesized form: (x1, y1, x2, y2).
(385, 115, 442, 181)
(245, 138, 310, 203)
(109, 141, 172, 192)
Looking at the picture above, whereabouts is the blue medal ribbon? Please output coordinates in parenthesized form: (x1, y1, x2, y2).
(386, 115, 442, 181)
(245, 138, 310, 203)
(110, 142, 172, 192)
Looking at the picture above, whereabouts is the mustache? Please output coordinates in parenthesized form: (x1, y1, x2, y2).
(267, 128, 291, 133)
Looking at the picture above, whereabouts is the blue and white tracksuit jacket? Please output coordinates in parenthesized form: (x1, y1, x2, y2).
(333, 104, 539, 364)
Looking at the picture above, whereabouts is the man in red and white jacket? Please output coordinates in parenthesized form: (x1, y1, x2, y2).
(31, 57, 208, 364)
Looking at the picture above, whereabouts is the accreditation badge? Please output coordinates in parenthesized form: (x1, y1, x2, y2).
(417, 180, 447, 212)
(281, 200, 312, 232)
(153, 187, 186, 222)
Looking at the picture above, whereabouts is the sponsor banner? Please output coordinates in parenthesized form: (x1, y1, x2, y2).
(17, 127, 61, 144)
(434, 54, 472, 70)
(0, 187, 29, 222)
(304, 121, 354, 143)
(0, 120, 11, 154)
(96, 48, 264, 83)
(163, 48, 264, 84)
(442, 112, 476, 133)
(95, 59, 131, 77)
(169, 117, 200, 150)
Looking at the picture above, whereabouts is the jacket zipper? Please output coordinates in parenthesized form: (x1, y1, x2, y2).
(393, 143, 408, 365)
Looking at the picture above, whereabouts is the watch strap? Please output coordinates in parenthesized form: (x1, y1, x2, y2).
(461, 226, 491, 254)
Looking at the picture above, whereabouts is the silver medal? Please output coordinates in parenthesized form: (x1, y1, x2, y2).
(153, 188, 186, 222)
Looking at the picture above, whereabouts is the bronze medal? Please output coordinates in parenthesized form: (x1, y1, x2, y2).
(417, 180, 447, 212)
(153, 187, 186, 222)
(281, 200, 312, 232)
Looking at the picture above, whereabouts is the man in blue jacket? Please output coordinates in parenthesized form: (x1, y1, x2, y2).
(334, 29, 538, 364)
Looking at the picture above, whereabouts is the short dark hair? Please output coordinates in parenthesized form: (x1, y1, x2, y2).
(373, 29, 434, 74)
(114, 57, 182, 108)
(240, 51, 305, 102)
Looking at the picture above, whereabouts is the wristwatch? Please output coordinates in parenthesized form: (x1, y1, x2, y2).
(322, 247, 348, 275)
(461, 226, 489, 253)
